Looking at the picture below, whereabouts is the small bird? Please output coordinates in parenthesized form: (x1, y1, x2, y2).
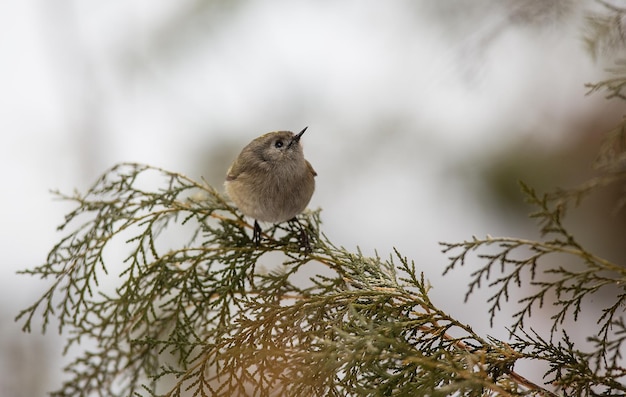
(224, 127, 317, 247)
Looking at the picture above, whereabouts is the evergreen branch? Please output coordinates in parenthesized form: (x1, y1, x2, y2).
(442, 160, 626, 337)
(440, 106, 626, 394)
(17, 163, 560, 396)
(593, 119, 626, 173)
(442, 234, 624, 332)
(586, 74, 626, 100)
(583, 1, 626, 62)
(512, 329, 626, 396)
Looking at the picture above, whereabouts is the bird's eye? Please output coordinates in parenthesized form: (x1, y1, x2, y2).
(274, 140, 284, 148)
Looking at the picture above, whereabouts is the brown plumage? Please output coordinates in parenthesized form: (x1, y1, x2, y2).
(225, 127, 316, 246)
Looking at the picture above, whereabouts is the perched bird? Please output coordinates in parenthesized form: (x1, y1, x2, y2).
(224, 127, 317, 247)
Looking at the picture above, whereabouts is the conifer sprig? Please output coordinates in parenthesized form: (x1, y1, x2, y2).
(17, 162, 562, 396)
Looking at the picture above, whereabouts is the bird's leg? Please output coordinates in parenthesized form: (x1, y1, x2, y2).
(300, 226, 311, 254)
(253, 220, 262, 246)
(289, 217, 311, 254)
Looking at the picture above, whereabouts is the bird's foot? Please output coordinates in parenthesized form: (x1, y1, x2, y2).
(253, 220, 262, 246)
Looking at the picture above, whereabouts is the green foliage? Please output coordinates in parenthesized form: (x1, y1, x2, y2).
(442, 115, 626, 396)
(17, 125, 626, 396)
(583, 1, 626, 63)
(442, 179, 626, 335)
(586, 64, 626, 101)
(18, 161, 567, 397)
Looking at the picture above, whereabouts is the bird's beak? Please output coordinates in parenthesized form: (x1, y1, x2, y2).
(289, 126, 308, 148)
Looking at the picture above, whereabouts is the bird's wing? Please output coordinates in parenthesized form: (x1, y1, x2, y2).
(306, 160, 317, 177)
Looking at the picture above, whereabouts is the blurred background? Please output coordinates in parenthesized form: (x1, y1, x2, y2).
(2, 1, 625, 395)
